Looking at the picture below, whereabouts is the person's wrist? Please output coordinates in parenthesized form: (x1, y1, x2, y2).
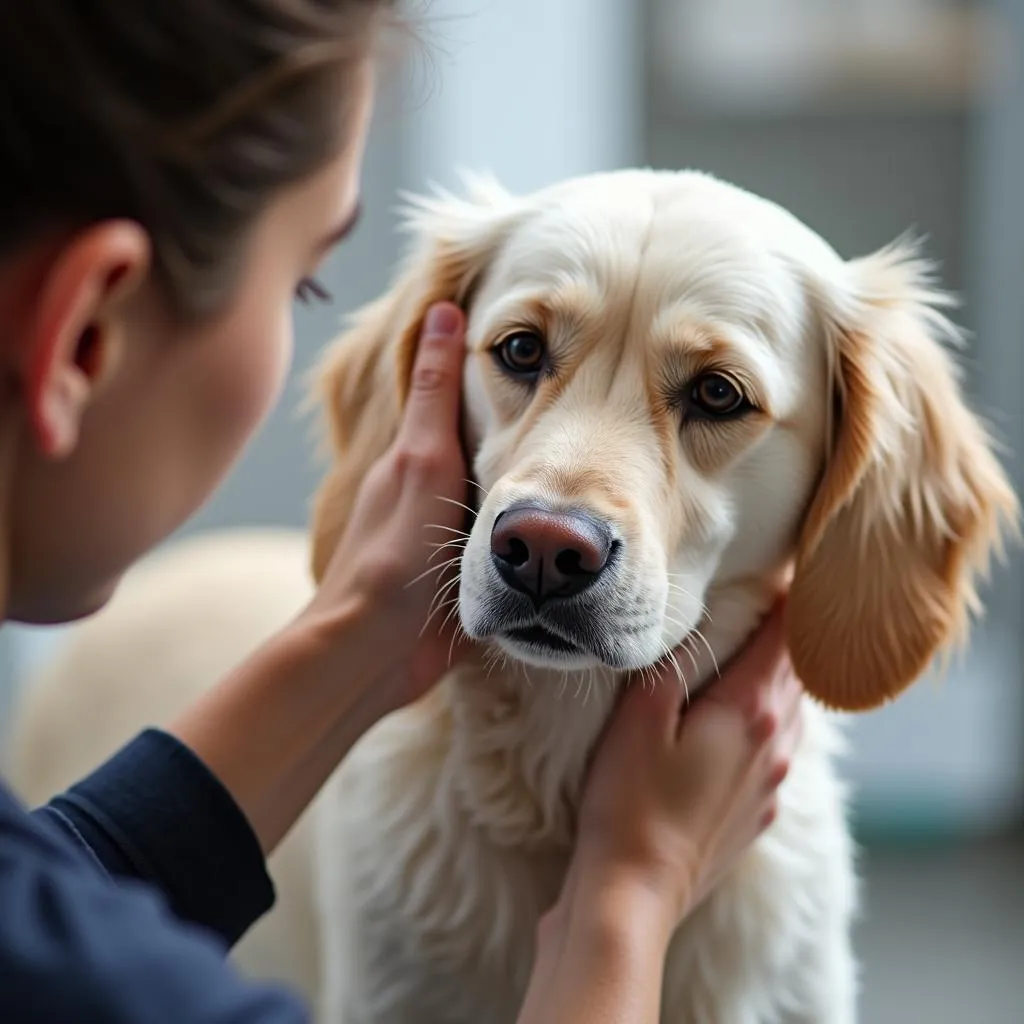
(297, 582, 404, 669)
(284, 591, 411, 724)
(545, 847, 680, 958)
(580, 831, 698, 920)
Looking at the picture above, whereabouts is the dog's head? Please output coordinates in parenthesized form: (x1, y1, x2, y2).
(310, 169, 1018, 712)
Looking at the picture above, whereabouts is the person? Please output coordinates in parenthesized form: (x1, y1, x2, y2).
(0, 3, 803, 1022)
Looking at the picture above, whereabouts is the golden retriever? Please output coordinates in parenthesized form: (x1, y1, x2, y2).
(306, 168, 1018, 1024)
(7, 168, 1019, 1024)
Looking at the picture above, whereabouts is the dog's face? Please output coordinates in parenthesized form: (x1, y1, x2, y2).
(310, 170, 1018, 712)
(455, 175, 831, 674)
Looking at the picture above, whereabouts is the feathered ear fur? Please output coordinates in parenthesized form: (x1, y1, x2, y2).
(308, 175, 521, 581)
(788, 239, 1020, 711)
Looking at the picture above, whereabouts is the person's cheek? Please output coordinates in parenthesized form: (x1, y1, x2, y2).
(205, 312, 294, 453)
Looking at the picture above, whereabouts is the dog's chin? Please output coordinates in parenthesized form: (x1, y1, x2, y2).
(492, 628, 604, 671)
(461, 580, 698, 674)
(489, 626, 683, 674)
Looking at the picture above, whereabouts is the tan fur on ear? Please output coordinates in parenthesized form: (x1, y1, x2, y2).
(308, 176, 521, 581)
(788, 240, 1021, 712)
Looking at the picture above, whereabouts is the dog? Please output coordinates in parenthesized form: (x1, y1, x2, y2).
(7, 168, 1018, 1023)
(305, 168, 1018, 1024)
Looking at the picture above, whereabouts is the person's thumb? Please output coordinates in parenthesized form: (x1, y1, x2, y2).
(398, 301, 466, 445)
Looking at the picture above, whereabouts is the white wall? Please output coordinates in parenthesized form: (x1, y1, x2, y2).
(404, 0, 642, 192)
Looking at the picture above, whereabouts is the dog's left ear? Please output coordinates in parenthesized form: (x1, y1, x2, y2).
(788, 239, 1020, 711)
(308, 177, 521, 582)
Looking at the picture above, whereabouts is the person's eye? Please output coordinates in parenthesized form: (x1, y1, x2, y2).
(295, 277, 333, 306)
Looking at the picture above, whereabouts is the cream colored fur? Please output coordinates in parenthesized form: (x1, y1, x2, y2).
(5, 529, 322, 1000)
(308, 170, 1018, 1024)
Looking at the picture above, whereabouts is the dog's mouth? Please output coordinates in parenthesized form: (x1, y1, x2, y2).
(502, 624, 583, 655)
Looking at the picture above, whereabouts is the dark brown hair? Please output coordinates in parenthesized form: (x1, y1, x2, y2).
(0, 1, 395, 317)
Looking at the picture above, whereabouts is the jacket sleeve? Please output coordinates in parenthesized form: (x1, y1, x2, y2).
(31, 727, 275, 947)
(0, 823, 309, 1023)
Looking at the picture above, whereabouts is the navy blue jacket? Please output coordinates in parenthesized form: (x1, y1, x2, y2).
(0, 728, 309, 1022)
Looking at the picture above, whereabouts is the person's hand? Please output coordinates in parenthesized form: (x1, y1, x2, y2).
(562, 601, 803, 932)
(304, 301, 473, 708)
(516, 607, 801, 1024)
(172, 302, 474, 855)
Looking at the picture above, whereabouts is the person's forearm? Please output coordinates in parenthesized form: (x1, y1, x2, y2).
(167, 596, 391, 855)
(517, 862, 674, 1024)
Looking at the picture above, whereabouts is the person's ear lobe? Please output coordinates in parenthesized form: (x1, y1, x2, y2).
(23, 221, 151, 459)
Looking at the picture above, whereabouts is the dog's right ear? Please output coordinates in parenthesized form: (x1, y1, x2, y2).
(308, 176, 521, 582)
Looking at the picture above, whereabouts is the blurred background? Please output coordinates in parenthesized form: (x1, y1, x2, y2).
(1, 0, 1021, 1019)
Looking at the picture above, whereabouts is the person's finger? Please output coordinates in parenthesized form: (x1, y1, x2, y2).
(608, 676, 685, 746)
(773, 664, 803, 727)
(397, 301, 466, 447)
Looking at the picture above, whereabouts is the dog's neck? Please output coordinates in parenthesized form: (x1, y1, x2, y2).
(445, 577, 781, 852)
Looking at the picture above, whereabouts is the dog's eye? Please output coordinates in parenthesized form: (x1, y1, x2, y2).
(689, 372, 747, 418)
(495, 331, 547, 378)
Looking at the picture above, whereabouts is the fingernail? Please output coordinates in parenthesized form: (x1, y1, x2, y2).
(423, 302, 462, 337)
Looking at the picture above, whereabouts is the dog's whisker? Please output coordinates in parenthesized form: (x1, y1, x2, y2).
(463, 478, 490, 498)
(663, 585, 714, 627)
(421, 578, 462, 635)
(661, 613, 691, 631)
(675, 638, 711, 698)
(557, 671, 568, 700)
(420, 596, 459, 640)
(436, 495, 479, 518)
(646, 664, 659, 693)
(428, 535, 470, 548)
(425, 551, 465, 574)
(427, 538, 470, 558)
(520, 659, 532, 689)
(407, 556, 463, 589)
(427, 572, 461, 609)
(426, 588, 461, 630)
(680, 641, 700, 680)
(423, 523, 472, 537)
(446, 622, 466, 670)
(439, 597, 463, 635)
(582, 668, 595, 707)
(659, 644, 691, 707)
(661, 644, 685, 686)
(691, 628, 721, 678)
(484, 656, 501, 681)
(425, 547, 465, 568)
(636, 663, 651, 693)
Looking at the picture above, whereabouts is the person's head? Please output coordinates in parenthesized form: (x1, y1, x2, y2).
(0, 1, 396, 623)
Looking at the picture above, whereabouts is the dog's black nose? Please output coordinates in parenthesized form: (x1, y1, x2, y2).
(490, 503, 614, 605)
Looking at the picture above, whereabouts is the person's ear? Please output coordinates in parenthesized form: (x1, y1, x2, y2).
(21, 221, 151, 459)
